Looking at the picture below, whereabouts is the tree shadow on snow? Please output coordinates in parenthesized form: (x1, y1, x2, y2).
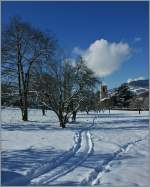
(1, 170, 30, 186)
(1, 148, 65, 186)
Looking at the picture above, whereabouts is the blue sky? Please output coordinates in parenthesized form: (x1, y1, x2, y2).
(2, 1, 149, 88)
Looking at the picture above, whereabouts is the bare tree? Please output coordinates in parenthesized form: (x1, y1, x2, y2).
(2, 16, 56, 121)
(33, 56, 99, 128)
(33, 58, 77, 127)
(100, 97, 112, 113)
(130, 96, 144, 114)
(71, 56, 100, 120)
(79, 90, 96, 114)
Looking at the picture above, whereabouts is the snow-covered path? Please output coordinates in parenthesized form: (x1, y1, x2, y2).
(1, 108, 149, 186)
(31, 131, 93, 185)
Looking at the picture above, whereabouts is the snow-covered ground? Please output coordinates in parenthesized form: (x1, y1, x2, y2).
(1, 107, 149, 186)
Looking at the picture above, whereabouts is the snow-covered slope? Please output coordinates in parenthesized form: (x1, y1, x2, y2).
(1, 108, 149, 186)
(127, 79, 149, 96)
(109, 79, 149, 97)
(128, 86, 148, 95)
(128, 79, 149, 89)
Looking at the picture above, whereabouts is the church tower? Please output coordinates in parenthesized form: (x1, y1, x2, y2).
(100, 84, 108, 101)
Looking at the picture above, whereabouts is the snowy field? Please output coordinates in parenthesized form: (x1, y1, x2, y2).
(1, 107, 149, 186)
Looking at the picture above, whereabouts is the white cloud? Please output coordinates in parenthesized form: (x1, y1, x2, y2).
(73, 39, 131, 77)
(127, 76, 145, 83)
(134, 37, 142, 42)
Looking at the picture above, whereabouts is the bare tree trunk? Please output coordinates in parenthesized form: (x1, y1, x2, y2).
(19, 93, 29, 121)
(42, 106, 46, 116)
(22, 94, 28, 121)
(58, 110, 66, 128)
(59, 118, 66, 128)
(60, 121, 66, 128)
(22, 107, 28, 121)
(85, 106, 89, 115)
(72, 110, 77, 122)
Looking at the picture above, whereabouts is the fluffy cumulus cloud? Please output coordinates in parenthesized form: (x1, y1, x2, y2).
(127, 76, 145, 83)
(73, 39, 131, 77)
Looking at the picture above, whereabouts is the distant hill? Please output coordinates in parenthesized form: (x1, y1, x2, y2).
(128, 79, 149, 89)
(108, 79, 149, 110)
(109, 79, 149, 96)
(126, 79, 149, 95)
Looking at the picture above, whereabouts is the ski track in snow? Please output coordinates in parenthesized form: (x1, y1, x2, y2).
(30, 117, 97, 185)
(30, 130, 94, 185)
(6, 115, 97, 186)
(80, 134, 149, 186)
